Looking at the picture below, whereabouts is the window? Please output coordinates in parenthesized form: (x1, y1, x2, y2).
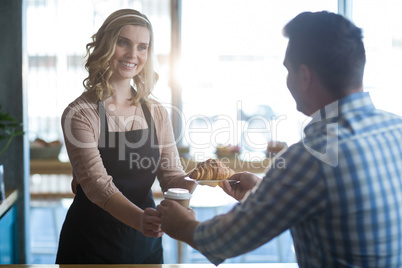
(180, 0, 338, 160)
(352, 0, 402, 116)
(26, 0, 171, 160)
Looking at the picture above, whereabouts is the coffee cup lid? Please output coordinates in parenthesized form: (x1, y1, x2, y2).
(164, 188, 191, 200)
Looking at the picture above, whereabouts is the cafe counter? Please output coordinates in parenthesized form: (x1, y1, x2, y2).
(1, 264, 298, 268)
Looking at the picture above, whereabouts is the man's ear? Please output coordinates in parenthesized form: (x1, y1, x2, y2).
(298, 64, 312, 92)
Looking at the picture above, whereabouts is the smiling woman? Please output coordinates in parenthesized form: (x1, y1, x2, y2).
(56, 8, 195, 265)
(25, 1, 176, 264)
(83, 9, 158, 104)
(109, 26, 150, 83)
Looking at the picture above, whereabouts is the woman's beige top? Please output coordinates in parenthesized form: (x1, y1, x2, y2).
(61, 91, 186, 209)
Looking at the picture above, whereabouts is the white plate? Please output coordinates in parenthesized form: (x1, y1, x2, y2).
(184, 177, 239, 187)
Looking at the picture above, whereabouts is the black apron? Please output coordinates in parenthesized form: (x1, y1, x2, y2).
(56, 100, 162, 264)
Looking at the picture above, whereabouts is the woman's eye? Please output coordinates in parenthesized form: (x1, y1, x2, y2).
(117, 40, 128, 46)
(139, 45, 148, 51)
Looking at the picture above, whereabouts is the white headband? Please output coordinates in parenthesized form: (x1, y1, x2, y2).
(105, 14, 150, 30)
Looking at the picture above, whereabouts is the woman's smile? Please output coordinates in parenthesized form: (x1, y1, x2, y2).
(109, 25, 150, 81)
(120, 61, 137, 69)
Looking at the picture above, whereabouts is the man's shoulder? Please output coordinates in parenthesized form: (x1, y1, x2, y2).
(340, 106, 402, 136)
(375, 108, 402, 122)
(276, 140, 323, 165)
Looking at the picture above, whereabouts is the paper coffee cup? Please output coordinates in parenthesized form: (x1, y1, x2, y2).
(163, 188, 191, 208)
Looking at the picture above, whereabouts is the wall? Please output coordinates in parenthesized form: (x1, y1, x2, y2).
(0, 0, 29, 263)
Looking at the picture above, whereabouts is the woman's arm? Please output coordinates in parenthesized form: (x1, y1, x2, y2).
(151, 101, 196, 192)
(104, 193, 163, 237)
(62, 98, 162, 236)
(62, 100, 120, 207)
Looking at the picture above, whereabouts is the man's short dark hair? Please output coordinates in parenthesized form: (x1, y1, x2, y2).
(283, 11, 366, 96)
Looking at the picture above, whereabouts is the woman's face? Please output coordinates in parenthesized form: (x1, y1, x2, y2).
(109, 25, 150, 81)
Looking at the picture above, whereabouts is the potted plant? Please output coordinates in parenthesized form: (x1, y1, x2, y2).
(0, 105, 24, 201)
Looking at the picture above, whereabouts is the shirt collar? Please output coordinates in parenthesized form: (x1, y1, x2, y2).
(305, 92, 375, 135)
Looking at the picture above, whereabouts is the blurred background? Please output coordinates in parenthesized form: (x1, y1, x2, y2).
(24, 0, 402, 264)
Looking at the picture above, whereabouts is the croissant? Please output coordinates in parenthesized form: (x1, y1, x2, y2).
(189, 158, 235, 181)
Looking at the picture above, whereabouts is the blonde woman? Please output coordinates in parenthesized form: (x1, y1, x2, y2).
(56, 9, 194, 264)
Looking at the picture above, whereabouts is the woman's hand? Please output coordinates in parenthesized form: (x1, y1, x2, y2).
(140, 208, 164, 238)
(219, 172, 260, 201)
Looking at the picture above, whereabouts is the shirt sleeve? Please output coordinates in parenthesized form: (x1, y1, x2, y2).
(193, 142, 327, 265)
(61, 99, 120, 209)
(149, 101, 188, 192)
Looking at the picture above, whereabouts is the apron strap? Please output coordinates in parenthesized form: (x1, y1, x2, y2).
(141, 101, 159, 146)
(98, 100, 108, 148)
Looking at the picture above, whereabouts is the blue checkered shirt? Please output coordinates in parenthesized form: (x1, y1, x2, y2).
(194, 92, 402, 267)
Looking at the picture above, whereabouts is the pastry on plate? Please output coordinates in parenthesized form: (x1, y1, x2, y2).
(189, 158, 235, 182)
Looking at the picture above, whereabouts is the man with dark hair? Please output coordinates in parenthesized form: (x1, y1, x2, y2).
(157, 11, 402, 267)
(284, 11, 366, 98)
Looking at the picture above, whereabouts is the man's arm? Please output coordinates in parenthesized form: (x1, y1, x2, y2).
(156, 172, 260, 246)
(219, 172, 261, 201)
(157, 145, 326, 265)
(156, 199, 200, 248)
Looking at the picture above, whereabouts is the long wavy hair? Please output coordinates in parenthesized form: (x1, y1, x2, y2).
(83, 9, 159, 103)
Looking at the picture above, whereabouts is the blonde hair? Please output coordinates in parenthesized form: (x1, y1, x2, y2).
(83, 9, 159, 104)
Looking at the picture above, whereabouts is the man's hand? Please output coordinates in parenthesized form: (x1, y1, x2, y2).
(140, 208, 164, 238)
(220, 172, 260, 201)
(156, 200, 199, 248)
